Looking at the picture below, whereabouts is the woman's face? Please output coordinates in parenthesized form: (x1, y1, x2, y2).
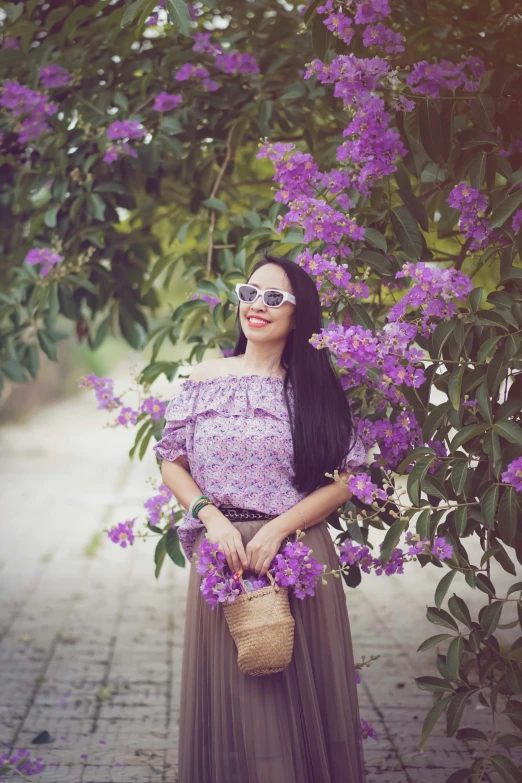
(239, 263, 296, 343)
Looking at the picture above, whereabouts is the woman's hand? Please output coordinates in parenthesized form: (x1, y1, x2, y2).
(200, 507, 249, 573)
(245, 523, 286, 577)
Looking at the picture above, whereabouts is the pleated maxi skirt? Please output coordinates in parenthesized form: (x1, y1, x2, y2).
(177, 516, 367, 783)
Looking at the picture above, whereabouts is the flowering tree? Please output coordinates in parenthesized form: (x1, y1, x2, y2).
(3, 0, 522, 778)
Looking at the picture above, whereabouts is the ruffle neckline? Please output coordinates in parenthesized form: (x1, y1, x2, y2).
(165, 373, 292, 424)
(180, 373, 286, 389)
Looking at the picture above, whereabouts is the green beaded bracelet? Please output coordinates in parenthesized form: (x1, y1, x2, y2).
(192, 498, 213, 519)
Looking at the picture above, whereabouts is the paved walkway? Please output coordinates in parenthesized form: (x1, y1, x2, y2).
(0, 365, 520, 782)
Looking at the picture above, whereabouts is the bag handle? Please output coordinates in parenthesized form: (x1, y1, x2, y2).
(234, 568, 279, 600)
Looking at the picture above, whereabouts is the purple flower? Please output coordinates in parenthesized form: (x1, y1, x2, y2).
(2, 37, 20, 49)
(141, 396, 166, 420)
(214, 52, 259, 76)
(152, 91, 182, 111)
(39, 64, 73, 89)
(501, 457, 522, 492)
(144, 484, 173, 527)
(25, 247, 64, 276)
(192, 32, 223, 56)
(191, 292, 221, 306)
(117, 406, 139, 426)
(431, 537, 454, 561)
(107, 520, 136, 548)
(362, 23, 405, 53)
(106, 120, 147, 141)
(0, 748, 45, 777)
(406, 57, 484, 97)
(361, 718, 378, 740)
(347, 473, 387, 505)
(405, 531, 430, 556)
(317, 3, 354, 46)
(512, 209, 522, 234)
(447, 183, 490, 250)
(0, 80, 58, 142)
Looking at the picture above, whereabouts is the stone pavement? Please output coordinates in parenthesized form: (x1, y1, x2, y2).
(0, 367, 520, 783)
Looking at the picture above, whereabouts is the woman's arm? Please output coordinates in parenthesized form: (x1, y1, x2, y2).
(244, 472, 353, 575)
(267, 470, 353, 540)
(160, 458, 249, 572)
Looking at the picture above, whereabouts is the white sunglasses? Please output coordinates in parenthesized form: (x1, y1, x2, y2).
(235, 283, 296, 308)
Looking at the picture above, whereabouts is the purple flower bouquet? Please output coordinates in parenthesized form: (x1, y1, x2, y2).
(194, 533, 325, 677)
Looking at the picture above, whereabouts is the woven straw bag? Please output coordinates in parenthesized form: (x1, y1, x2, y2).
(222, 570, 295, 677)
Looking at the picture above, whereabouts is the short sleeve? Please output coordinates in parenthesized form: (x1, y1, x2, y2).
(339, 427, 367, 473)
(152, 383, 194, 464)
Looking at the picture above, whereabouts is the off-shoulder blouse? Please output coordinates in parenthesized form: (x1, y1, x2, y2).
(153, 374, 367, 561)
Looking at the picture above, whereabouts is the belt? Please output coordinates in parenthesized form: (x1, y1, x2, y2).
(218, 503, 277, 522)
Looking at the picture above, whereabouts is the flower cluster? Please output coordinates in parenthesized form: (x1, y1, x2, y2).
(174, 63, 219, 92)
(104, 120, 148, 163)
(0, 748, 45, 779)
(317, 2, 354, 46)
(501, 457, 522, 493)
(297, 249, 370, 301)
(270, 539, 325, 599)
(0, 80, 58, 143)
(24, 247, 64, 276)
(338, 532, 453, 576)
(107, 519, 136, 548)
(388, 261, 473, 334)
(358, 413, 423, 471)
(194, 535, 324, 609)
(141, 396, 166, 420)
(144, 484, 174, 527)
(78, 374, 123, 411)
(362, 23, 404, 53)
(311, 320, 425, 404)
(191, 292, 221, 306)
(336, 95, 407, 193)
(406, 57, 485, 97)
(152, 91, 182, 111)
(512, 209, 522, 235)
(447, 183, 490, 250)
(346, 472, 388, 505)
(39, 64, 73, 89)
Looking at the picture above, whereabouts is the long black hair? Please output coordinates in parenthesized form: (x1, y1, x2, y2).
(232, 252, 357, 494)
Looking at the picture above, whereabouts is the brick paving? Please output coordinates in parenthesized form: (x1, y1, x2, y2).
(0, 372, 520, 783)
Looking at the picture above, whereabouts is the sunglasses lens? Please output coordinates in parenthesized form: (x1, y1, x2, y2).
(238, 285, 258, 302)
(264, 290, 284, 307)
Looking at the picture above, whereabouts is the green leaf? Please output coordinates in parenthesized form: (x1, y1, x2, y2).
(456, 728, 487, 742)
(121, 0, 155, 27)
(451, 460, 469, 496)
(311, 10, 333, 60)
(469, 151, 487, 189)
(419, 99, 443, 163)
(448, 365, 465, 411)
(415, 676, 455, 692)
(419, 694, 453, 751)
(489, 190, 522, 229)
(454, 506, 468, 536)
(481, 484, 498, 529)
(490, 754, 522, 783)
(445, 771, 473, 783)
(427, 607, 459, 632)
(476, 383, 492, 423)
(477, 335, 503, 363)
(202, 197, 228, 212)
(380, 517, 407, 565)
(450, 423, 490, 454)
(166, 0, 192, 36)
(37, 330, 57, 362)
(417, 633, 454, 652)
(446, 636, 464, 681)
(166, 527, 185, 567)
(154, 534, 167, 579)
(481, 600, 503, 638)
(435, 570, 457, 609)
(447, 692, 471, 737)
(494, 420, 522, 445)
(407, 454, 435, 505)
(470, 94, 496, 132)
(448, 595, 473, 629)
(431, 319, 456, 359)
(364, 228, 387, 252)
(390, 206, 423, 260)
(422, 402, 452, 442)
(357, 250, 392, 276)
(499, 487, 517, 545)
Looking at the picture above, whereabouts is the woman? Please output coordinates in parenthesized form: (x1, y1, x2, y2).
(154, 253, 367, 783)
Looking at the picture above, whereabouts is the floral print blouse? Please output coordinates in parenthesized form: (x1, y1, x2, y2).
(153, 374, 367, 561)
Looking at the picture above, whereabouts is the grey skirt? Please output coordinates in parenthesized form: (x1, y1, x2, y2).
(177, 512, 367, 783)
